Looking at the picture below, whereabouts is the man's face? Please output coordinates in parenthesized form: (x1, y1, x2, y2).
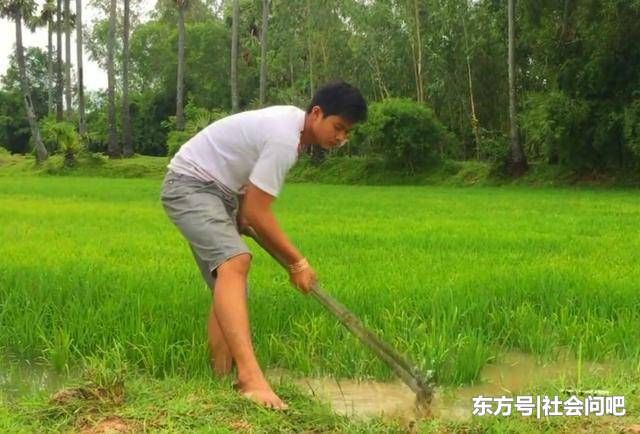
(309, 106, 354, 150)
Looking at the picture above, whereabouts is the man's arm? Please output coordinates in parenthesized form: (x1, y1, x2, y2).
(241, 182, 303, 266)
(241, 182, 316, 293)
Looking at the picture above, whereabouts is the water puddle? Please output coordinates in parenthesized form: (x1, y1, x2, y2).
(1, 351, 613, 423)
(269, 350, 611, 421)
(0, 359, 68, 400)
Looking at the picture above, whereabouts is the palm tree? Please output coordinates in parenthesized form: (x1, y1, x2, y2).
(75, 0, 85, 135)
(55, 0, 63, 120)
(230, 0, 239, 113)
(106, 0, 120, 157)
(31, 0, 55, 115)
(122, 0, 133, 156)
(507, 0, 527, 175)
(175, 0, 187, 130)
(63, 0, 71, 118)
(259, 0, 269, 106)
(0, 0, 49, 162)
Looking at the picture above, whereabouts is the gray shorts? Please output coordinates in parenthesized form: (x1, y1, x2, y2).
(160, 170, 251, 289)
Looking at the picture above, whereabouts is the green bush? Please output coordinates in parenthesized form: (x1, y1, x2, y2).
(40, 117, 81, 166)
(82, 90, 174, 156)
(624, 99, 640, 160)
(184, 104, 228, 135)
(520, 91, 590, 166)
(349, 98, 453, 173)
(166, 130, 193, 158)
(591, 105, 626, 168)
(0, 89, 30, 154)
(477, 129, 509, 164)
(270, 86, 310, 109)
(165, 103, 228, 157)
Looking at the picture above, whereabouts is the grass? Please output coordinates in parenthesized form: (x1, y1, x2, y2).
(289, 155, 640, 188)
(0, 152, 168, 179)
(3, 151, 639, 187)
(1, 166, 639, 431)
(3, 176, 640, 380)
(0, 359, 408, 433)
(1, 361, 637, 433)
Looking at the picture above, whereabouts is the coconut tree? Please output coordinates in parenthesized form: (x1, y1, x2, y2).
(259, 0, 269, 106)
(63, 0, 71, 118)
(31, 0, 56, 115)
(106, 0, 120, 157)
(230, 0, 239, 113)
(0, 0, 49, 162)
(175, 0, 187, 130)
(122, 0, 132, 156)
(75, 0, 85, 134)
(55, 0, 63, 120)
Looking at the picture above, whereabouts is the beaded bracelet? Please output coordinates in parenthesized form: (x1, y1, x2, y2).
(288, 257, 310, 274)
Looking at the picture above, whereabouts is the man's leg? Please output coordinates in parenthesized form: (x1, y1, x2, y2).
(214, 253, 287, 409)
(208, 303, 233, 376)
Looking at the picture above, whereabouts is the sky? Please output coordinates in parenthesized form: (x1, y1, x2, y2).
(0, 1, 154, 92)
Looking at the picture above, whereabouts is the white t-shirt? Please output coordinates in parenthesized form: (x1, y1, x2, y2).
(168, 105, 306, 197)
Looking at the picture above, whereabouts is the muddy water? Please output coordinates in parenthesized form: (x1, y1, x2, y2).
(269, 351, 610, 421)
(2, 351, 610, 422)
(0, 360, 68, 400)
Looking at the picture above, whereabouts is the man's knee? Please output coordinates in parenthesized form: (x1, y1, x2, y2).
(217, 253, 251, 277)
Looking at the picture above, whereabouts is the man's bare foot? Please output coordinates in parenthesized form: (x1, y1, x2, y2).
(235, 379, 288, 410)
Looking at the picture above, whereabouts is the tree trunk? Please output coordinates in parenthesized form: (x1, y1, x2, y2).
(14, 10, 48, 163)
(259, 0, 269, 107)
(561, 0, 571, 41)
(307, 36, 313, 98)
(56, 0, 63, 121)
(412, 0, 424, 103)
(76, 0, 86, 135)
(319, 39, 328, 83)
(507, 0, 527, 175)
(408, 35, 419, 102)
(47, 19, 54, 115)
(462, 7, 481, 159)
(122, 0, 133, 156)
(176, 2, 186, 130)
(466, 56, 481, 159)
(230, 0, 240, 113)
(64, 0, 72, 118)
(305, 0, 313, 98)
(107, 0, 119, 157)
(289, 54, 294, 92)
(370, 56, 390, 99)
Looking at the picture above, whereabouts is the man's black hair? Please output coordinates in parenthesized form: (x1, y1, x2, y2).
(307, 81, 367, 124)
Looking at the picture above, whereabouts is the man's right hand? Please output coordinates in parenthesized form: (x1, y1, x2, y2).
(290, 266, 317, 294)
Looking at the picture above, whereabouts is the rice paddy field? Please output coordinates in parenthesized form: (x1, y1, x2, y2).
(1, 171, 639, 432)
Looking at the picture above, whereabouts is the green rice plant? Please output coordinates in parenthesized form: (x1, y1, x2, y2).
(1, 176, 639, 387)
(40, 328, 74, 374)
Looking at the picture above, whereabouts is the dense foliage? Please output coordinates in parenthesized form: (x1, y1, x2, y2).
(1, 0, 639, 173)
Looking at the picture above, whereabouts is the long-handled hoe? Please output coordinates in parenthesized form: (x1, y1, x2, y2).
(245, 227, 435, 410)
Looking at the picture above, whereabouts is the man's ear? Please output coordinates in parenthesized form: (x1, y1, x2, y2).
(310, 105, 324, 119)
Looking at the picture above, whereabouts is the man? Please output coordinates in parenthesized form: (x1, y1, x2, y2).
(161, 81, 367, 409)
